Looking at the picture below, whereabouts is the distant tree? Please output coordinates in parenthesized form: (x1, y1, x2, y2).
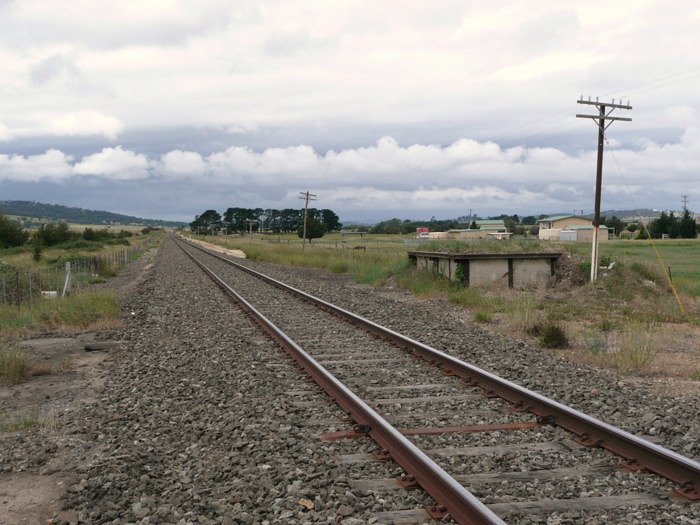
(521, 215, 537, 225)
(469, 220, 478, 229)
(679, 208, 698, 238)
(83, 227, 96, 241)
(320, 209, 342, 231)
(297, 217, 327, 242)
(649, 211, 672, 239)
(190, 209, 222, 235)
(601, 215, 624, 236)
(0, 214, 30, 248)
(626, 223, 638, 233)
(34, 222, 77, 246)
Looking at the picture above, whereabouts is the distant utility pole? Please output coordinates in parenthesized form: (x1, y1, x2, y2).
(245, 218, 258, 235)
(576, 96, 632, 282)
(299, 191, 317, 251)
(681, 194, 689, 210)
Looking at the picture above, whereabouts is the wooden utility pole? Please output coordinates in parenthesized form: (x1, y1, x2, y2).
(299, 191, 317, 250)
(576, 96, 632, 282)
(681, 195, 689, 210)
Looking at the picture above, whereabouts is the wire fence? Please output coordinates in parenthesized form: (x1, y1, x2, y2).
(0, 238, 157, 310)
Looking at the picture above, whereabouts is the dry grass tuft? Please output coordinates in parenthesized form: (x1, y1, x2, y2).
(0, 347, 52, 384)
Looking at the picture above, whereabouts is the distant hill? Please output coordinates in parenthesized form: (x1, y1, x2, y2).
(0, 200, 185, 227)
(598, 209, 661, 220)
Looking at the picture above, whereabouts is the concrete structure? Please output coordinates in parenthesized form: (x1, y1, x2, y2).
(408, 251, 561, 289)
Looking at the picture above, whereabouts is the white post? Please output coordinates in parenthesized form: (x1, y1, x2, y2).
(590, 226, 599, 282)
(62, 262, 72, 297)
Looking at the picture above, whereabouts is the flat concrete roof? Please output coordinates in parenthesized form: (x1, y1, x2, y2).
(408, 251, 561, 260)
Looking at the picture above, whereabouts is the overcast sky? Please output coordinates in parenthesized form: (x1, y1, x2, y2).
(1, 1, 699, 223)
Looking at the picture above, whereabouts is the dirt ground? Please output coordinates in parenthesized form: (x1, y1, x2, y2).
(0, 247, 159, 525)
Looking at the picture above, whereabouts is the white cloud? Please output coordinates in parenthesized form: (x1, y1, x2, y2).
(39, 110, 124, 140)
(158, 150, 206, 179)
(74, 146, 150, 180)
(0, 149, 74, 181)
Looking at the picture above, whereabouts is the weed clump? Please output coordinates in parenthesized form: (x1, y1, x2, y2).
(0, 349, 30, 383)
(530, 322, 569, 348)
(473, 310, 492, 323)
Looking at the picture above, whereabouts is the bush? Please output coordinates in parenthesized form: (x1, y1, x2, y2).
(0, 214, 30, 248)
(32, 243, 43, 262)
(34, 222, 80, 246)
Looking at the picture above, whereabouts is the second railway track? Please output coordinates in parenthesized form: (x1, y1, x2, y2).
(175, 235, 699, 524)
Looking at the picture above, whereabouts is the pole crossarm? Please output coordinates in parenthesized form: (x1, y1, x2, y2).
(577, 97, 632, 110)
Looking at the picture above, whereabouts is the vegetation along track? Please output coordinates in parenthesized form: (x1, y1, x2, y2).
(175, 235, 699, 524)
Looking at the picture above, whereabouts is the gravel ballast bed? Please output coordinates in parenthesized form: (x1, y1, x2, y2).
(229, 255, 699, 459)
(180, 242, 699, 523)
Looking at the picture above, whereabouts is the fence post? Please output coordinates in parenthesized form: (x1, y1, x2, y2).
(62, 262, 72, 297)
(28, 272, 33, 307)
(15, 270, 20, 306)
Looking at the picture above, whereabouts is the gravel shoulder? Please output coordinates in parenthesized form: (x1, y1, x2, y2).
(0, 246, 159, 525)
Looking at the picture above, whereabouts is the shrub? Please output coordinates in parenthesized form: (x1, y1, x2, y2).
(32, 243, 43, 262)
(34, 222, 80, 246)
(0, 214, 30, 248)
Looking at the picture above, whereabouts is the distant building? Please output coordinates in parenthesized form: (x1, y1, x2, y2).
(537, 215, 610, 242)
(444, 220, 509, 240)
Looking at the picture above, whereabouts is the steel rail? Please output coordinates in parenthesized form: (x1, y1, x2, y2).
(175, 239, 505, 525)
(181, 236, 700, 500)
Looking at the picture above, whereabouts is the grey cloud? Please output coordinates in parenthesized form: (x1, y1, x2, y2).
(29, 53, 80, 85)
(513, 10, 580, 54)
(262, 30, 338, 57)
(0, 0, 236, 49)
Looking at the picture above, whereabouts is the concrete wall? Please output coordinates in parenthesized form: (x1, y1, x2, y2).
(412, 254, 556, 289)
(445, 230, 488, 240)
(470, 259, 509, 288)
(428, 232, 448, 239)
(512, 259, 552, 288)
(539, 228, 560, 240)
(575, 228, 609, 242)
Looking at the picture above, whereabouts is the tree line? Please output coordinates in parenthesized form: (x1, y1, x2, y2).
(631, 209, 698, 239)
(190, 207, 342, 241)
(0, 213, 158, 260)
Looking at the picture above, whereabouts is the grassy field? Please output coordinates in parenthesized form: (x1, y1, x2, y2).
(193, 233, 699, 380)
(0, 289, 121, 337)
(565, 238, 700, 296)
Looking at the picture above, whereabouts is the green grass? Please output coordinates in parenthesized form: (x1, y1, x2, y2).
(0, 289, 120, 335)
(473, 310, 493, 323)
(0, 416, 39, 432)
(563, 239, 700, 296)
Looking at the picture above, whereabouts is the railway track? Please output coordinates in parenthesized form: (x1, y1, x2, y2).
(174, 235, 699, 524)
